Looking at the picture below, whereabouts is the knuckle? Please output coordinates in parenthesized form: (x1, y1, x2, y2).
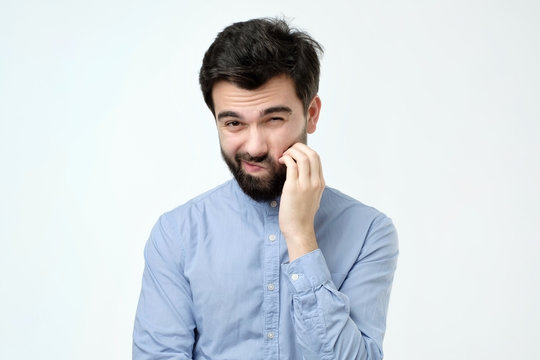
(295, 152, 308, 161)
(312, 179, 322, 189)
(288, 162, 298, 170)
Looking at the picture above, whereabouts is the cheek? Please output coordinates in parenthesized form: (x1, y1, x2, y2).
(269, 139, 291, 160)
(219, 133, 241, 154)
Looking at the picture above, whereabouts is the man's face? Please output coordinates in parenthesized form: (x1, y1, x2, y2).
(212, 75, 319, 201)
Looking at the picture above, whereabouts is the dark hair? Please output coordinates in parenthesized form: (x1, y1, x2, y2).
(199, 17, 323, 115)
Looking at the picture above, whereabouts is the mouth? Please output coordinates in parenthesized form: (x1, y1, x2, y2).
(241, 160, 266, 174)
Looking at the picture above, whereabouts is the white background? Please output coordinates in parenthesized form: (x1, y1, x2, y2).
(1, 0, 539, 359)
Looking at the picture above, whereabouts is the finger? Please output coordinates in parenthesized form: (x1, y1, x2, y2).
(288, 143, 323, 186)
(307, 149, 323, 187)
(279, 154, 298, 181)
(282, 146, 310, 183)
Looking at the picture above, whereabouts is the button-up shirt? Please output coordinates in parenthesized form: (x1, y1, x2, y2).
(133, 179, 398, 359)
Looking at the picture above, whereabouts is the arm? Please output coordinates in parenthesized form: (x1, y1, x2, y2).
(279, 144, 398, 359)
(133, 215, 195, 360)
(282, 217, 398, 360)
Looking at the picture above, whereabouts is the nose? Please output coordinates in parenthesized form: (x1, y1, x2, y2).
(244, 127, 268, 158)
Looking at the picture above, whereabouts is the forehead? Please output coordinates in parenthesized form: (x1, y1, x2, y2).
(212, 75, 302, 114)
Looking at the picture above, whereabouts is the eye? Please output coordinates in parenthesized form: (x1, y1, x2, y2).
(269, 117, 284, 122)
(225, 120, 241, 127)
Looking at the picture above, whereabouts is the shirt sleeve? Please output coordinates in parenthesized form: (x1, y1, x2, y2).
(281, 214, 398, 360)
(133, 215, 195, 360)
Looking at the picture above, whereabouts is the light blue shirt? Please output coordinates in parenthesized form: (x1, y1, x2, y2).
(133, 179, 398, 359)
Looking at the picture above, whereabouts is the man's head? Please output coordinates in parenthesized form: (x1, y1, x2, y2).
(199, 18, 323, 115)
(199, 18, 323, 201)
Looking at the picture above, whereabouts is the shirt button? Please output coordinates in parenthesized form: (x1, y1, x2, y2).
(267, 283, 275, 291)
(268, 234, 276, 242)
(291, 274, 299, 281)
(267, 331, 275, 339)
(270, 200, 278, 208)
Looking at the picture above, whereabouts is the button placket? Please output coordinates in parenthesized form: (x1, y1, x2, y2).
(262, 207, 280, 354)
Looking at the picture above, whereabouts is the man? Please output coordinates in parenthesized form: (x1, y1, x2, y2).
(133, 18, 398, 360)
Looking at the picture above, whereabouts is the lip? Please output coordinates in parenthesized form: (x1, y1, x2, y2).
(241, 160, 266, 174)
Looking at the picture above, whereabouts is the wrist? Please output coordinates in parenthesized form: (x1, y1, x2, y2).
(284, 230, 318, 262)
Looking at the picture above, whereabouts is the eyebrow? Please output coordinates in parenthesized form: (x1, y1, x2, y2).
(216, 111, 240, 121)
(216, 106, 293, 121)
(261, 106, 292, 116)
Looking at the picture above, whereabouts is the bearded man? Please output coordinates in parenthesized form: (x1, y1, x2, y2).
(133, 17, 398, 360)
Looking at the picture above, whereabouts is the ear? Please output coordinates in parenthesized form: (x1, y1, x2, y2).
(306, 95, 321, 134)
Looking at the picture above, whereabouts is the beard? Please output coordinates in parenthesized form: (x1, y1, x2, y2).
(221, 131, 307, 202)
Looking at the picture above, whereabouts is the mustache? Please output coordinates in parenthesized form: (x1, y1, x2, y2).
(235, 152, 270, 164)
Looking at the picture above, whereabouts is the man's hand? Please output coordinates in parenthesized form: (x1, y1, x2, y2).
(278, 143, 325, 262)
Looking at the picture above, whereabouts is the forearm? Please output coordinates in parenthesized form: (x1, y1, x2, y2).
(282, 250, 391, 360)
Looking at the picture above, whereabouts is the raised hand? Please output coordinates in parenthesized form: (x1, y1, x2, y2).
(278, 143, 325, 262)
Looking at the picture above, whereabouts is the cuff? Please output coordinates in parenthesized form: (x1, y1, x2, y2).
(281, 249, 332, 293)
